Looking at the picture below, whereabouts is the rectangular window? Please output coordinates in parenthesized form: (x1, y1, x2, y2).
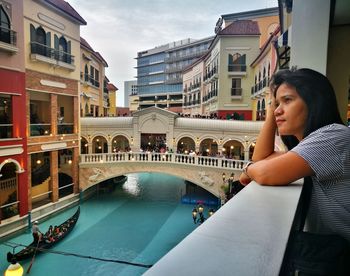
(231, 78, 242, 97)
(0, 95, 12, 139)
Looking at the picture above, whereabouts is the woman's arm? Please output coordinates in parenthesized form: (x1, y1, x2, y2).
(244, 151, 314, 185)
(252, 97, 278, 162)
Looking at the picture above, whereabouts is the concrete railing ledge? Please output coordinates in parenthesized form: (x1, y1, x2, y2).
(144, 180, 303, 276)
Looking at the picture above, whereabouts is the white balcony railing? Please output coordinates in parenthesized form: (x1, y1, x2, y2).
(80, 152, 248, 170)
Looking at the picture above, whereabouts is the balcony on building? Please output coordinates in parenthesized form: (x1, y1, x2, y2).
(30, 42, 75, 71)
(228, 64, 247, 76)
(231, 88, 243, 100)
(251, 76, 270, 99)
(0, 26, 18, 53)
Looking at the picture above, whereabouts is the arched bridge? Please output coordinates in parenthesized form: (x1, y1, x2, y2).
(79, 152, 249, 200)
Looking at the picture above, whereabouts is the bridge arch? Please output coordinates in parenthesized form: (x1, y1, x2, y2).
(80, 166, 224, 199)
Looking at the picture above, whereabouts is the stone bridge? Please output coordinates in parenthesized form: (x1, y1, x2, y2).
(79, 152, 249, 200)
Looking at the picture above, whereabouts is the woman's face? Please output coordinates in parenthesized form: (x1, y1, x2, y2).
(274, 83, 308, 141)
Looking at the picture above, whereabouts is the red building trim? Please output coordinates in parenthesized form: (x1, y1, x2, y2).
(0, 69, 28, 217)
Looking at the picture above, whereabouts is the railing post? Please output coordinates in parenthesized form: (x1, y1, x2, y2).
(27, 211, 32, 232)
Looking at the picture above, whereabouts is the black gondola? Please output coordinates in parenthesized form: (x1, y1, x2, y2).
(7, 206, 80, 262)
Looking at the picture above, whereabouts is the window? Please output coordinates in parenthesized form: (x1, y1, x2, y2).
(231, 78, 242, 97)
(228, 53, 246, 72)
(36, 27, 46, 56)
(84, 65, 89, 81)
(0, 95, 12, 138)
(0, 6, 10, 44)
(58, 36, 68, 62)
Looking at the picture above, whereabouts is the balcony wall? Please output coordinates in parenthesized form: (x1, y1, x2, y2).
(144, 180, 303, 276)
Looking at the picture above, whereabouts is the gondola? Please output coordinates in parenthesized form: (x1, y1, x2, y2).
(7, 206, 80, 262)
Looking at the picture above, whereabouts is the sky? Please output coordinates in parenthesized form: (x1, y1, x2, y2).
(68, 0, 278, 107)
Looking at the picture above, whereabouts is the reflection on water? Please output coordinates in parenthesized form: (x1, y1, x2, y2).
(122, 174, 141, 196)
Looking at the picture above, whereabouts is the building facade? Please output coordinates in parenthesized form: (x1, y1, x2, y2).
(80, 37, 108, 117)
(124, 79, 137, 108)
(107, 82, 118, 116)
(136, 37, 213, 112)
(24, 0, 85, 211)
(182, 8, 279, 120)
(0, 0, 28, 221)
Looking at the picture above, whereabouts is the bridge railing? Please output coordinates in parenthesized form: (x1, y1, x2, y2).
(80, 152, 248, 170)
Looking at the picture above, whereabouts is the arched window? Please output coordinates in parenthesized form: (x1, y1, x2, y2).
(36, 27, 46, 56)
(59, 36, 67, 62)
(228, 53, 246, 72)
(0, 5, 11, 44)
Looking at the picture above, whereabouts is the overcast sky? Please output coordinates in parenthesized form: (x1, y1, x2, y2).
(68, 0, 278, 107)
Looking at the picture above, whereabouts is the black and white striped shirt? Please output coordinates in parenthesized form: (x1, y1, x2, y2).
(292, 123, 350, 242)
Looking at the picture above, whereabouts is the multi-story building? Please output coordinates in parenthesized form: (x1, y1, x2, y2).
(250, 26, 280, 121)
(182, 8, 278, 120)
(24, 0, 86, 211)
(124, 80, 137, 108)
(0, 0, 28, 221)
(107, 82, 118, 116)
(136, 37, 213, 112)
(80, 37, 108, 117)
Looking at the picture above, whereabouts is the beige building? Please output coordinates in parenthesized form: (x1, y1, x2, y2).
(250, 26, 280, 121)
(107, 82, 118, 115)
(24, 0, 85, 210)
(79, 37, 108, 117)
(182, 8, 279, 120)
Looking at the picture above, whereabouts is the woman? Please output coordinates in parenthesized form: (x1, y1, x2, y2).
(239, 68, 350, 242)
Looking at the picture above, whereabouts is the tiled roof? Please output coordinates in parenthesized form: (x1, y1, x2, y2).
(107, 83, 118, 91)
(44, 0, 87, 25)
(80, 37, 93, 52)
(80, 37, 108, 67)
(95, 52, 108, 67)
(219, 20, 260, 36)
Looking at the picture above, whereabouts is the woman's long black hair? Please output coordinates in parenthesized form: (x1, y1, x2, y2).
(269, 68, 344, 150)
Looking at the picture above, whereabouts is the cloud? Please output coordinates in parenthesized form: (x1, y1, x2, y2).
(69, 0, 278, 106)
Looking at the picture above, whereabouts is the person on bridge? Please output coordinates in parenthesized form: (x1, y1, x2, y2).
(239, 68, 350, 243)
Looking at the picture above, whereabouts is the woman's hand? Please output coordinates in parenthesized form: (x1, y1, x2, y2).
(239, 172, 252, 186)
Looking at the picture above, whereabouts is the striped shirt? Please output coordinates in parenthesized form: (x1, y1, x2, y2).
(291, 123, 350, 242)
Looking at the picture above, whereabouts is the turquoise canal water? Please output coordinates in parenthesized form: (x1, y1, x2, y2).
(0, 173, 218, 275)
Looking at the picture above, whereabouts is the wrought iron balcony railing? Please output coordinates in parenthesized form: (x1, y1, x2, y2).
(30, 42, 74, 65)
(0, 26, 16, 46)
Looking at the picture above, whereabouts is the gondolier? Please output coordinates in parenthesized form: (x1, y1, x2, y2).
(7, 206, 80, 263)
(32, 221, 42, 243)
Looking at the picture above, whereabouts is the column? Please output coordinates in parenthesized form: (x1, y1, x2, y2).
(72, 147, 79, 194)
(50, 151, 59, 202)
(27, 155, 32, 211)
(51, 94, 58, 135)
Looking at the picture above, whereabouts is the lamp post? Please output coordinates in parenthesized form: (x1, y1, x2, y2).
(192, 204, 215, 224)
(5, 257, 23, 276)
